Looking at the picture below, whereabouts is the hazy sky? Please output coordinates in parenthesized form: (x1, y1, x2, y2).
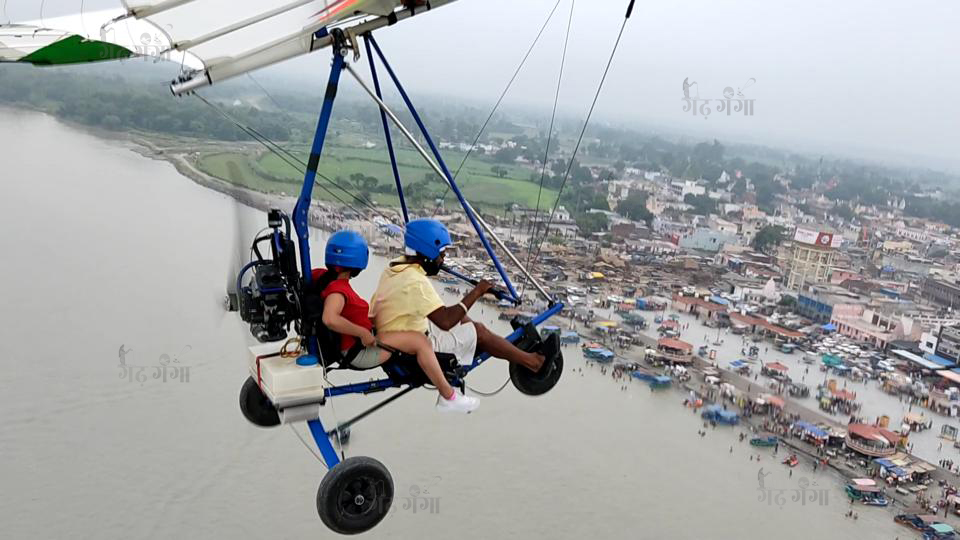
(357, 0, 959, 171)
(8, 0, 959, 171)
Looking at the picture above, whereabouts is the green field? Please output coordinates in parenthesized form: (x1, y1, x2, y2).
(196, 143, 558, 212)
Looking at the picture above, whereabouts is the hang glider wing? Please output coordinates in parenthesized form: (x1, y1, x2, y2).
(0, 8, 195, 67)
(1, 1, 456, 93)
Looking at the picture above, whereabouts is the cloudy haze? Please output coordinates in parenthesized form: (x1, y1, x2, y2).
(7, 0, 958, 170)
(356, 0, 958, 171)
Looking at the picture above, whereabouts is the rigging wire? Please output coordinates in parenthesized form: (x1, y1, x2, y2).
(193, 93, 394, 223)
(196, 93, 356, 208)
(79, 0, 88, 39)
(229, 110, 394, 223)
(246, 73, 286, 113)
(431, 0, 563, 216)
(466, 378, 512, 397)
(521, 0, 575, 297)
(316, 354, 346, 463)
(289, 423, 327, 466)
(526, 0, 637, 275)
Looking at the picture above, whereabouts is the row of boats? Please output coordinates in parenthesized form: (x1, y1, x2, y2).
(895, 513, 957, 539)
(748, 437, 894, 506)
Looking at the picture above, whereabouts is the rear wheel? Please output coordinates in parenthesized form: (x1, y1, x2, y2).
(317, 456, 394, 535)
(510, 351, 563, 396)
(239, 377, 280, 427)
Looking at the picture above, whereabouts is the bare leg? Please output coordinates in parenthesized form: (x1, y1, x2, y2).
(377, 332, 455, 399)
(474, 322, 545, 371)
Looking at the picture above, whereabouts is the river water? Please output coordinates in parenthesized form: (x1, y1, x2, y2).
(0, 110, 901, 539)
(643, 309, 953, 465)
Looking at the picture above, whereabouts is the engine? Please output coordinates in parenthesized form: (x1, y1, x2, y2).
(232, 209, 301, 343)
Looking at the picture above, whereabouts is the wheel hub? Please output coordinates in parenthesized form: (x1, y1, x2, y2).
(339, 477, 377, 517)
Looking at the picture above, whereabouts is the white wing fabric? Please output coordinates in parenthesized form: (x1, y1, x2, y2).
(2, 0, 455, 91)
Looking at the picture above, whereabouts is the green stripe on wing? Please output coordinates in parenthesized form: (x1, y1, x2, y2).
(17, 35, 133, 65)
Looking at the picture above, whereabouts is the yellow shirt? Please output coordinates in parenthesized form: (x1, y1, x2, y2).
(369, 258, 445, 333)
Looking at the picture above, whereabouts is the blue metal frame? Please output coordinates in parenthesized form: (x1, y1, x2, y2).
(290, 44, 564, 470)
(366, 35, 521, 302)
(364, 36, 408, 223)
(293, 52, 345, 301)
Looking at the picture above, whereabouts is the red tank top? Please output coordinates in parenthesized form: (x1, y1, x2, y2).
(314, 270, 373, 351)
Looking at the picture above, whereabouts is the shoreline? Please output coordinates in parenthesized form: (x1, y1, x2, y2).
(127, 136, 300, 218)
(0, 105, 335, 227)
(12, 104, 958, 513)
(563, 313, 960, 524)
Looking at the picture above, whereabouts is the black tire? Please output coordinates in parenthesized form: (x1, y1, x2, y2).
(239, 377, 280, 428)
(317, 456, 394, 535)
(510, 351, 564, 396)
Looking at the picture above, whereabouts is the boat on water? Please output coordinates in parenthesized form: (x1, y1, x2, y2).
(700, 405, 739, 425)
(541, 326, 561, 337)
(630, 371, 672, 389)
(782, 455, 799, 467)
(924, 523, 957, 539)
(650, 375, 672, 388)
(845, 483, 889, 506)
(729, 359, 751, 375)
(584, 348, 615, 363)
(862, 496, 890, 507)
(750, 435, 778, 447)
(895, 513, 942, 532)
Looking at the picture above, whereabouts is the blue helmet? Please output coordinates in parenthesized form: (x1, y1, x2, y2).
(325, 230, 369, 270)
(404, 219, 451, 260)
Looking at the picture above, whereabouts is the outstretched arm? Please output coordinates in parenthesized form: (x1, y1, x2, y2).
(427, 281, 493, 331)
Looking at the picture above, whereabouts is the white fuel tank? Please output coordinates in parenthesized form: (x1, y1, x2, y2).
(248, 342, 327, 407)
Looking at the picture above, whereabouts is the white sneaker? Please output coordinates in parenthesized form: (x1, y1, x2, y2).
(436, 390, 479, 414)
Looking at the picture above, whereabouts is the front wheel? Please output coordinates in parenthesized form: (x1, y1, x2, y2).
(317, 456, 394, 535)
(510, 351, 563, 396)
(239, 377, 280, 427)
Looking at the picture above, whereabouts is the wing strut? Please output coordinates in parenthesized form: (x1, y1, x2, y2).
(354, 34, 554, 304)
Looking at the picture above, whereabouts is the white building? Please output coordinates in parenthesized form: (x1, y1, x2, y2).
(896, 227, 929, 243)
(669, 180, 706, 199)
(709, 216, 739, 236)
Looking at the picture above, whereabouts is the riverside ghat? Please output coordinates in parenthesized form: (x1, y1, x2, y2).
(165, 157, 960, 532)
(450, 256, 960, 531)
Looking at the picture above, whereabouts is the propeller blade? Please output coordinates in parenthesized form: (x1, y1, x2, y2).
(221, 194, 261, 315)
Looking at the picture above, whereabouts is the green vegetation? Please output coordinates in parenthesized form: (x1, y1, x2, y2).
(684, 193, 717, 216)
(616, 191, 654, 226)
(197, 145, 559, 211)
(751, 225, 787, 253)
(576, 213, 608, 234)
(5, 64, 960, 225)
(0, 66, 304, 141)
